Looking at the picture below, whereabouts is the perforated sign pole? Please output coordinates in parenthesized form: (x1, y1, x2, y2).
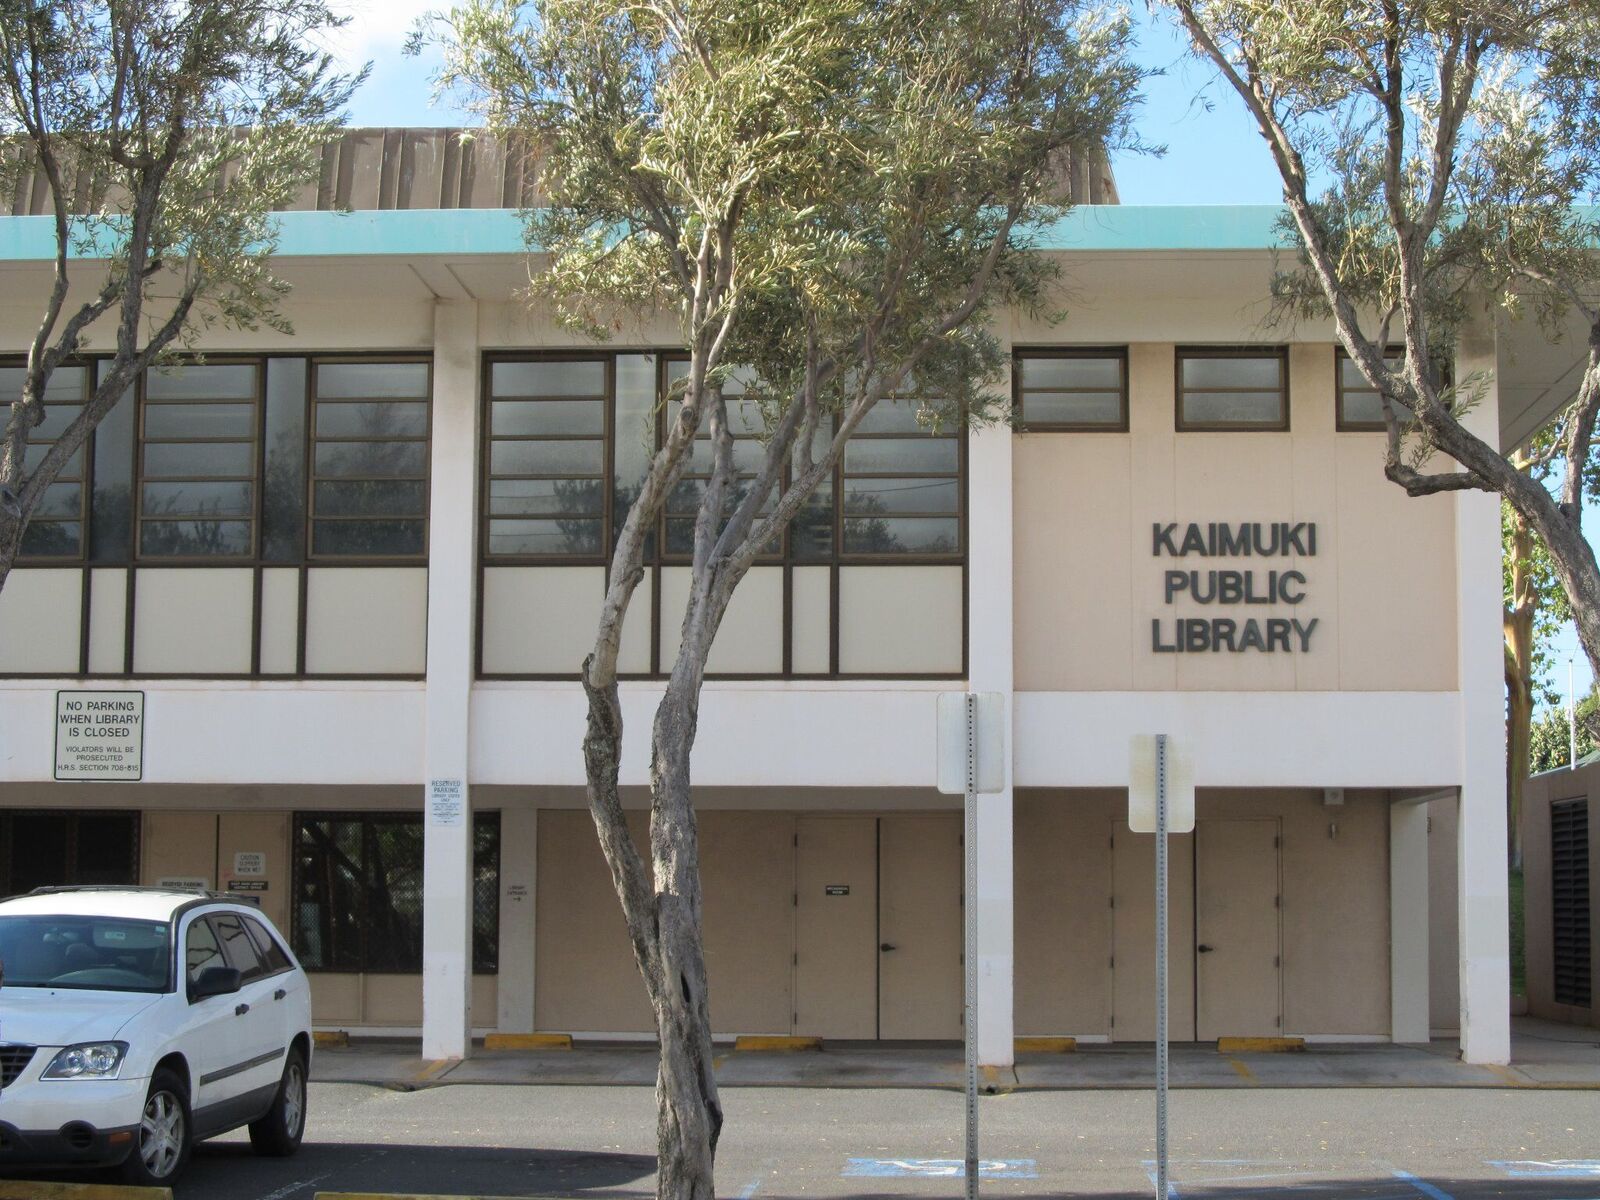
(964, 692, 979, 1200)
(1154, 732, 1169, 1200)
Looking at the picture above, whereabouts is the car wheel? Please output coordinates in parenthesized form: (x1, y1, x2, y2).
(248, 1047, 307, 1157)
(122, 1067, 191, 1185)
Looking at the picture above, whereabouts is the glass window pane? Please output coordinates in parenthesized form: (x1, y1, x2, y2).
(143, 441, 254, 478)
(36, 481, 81, 518)
(91, 364, 135, 563)
(855, 401, 927, 434)
(843, 477, 959, 515)
(316, 401, 429, 438)
(843, 438, 958, 474)
(145, 364, 256, 400)
(23, 443, 83, 475)
(0, 365, 88, 401)
(144, 402, 256, 439)
(491, 399, 604, 437)
(491, 360, 605, 397)
(313, 441, 427, 478)
(1021, 391, 1123, 427)
(614, 354, 656, 543)
(34, 405, 81, 440)
(844, 516, 960, 554)
(142, 480, 253, 517)
(1181, 354, 1281, 390)
(20, 520, 80, 557)
(185, 918, 226, 985)
(312, 519, 426, 557)
(1342, 390, 1412, 427)
(316, 362, 429, 399)
(1180, 391, 1285, 426)
(262, 358, 308, 563)
(489, 440, 603, 476)
(139, 520, 252, 556)
(211, 913, 267, 982)
(314, 479, 428, 517)
(488, 477, 602, 517)
(487, 518, 602, 556)
(1020, 355, 1122, 390)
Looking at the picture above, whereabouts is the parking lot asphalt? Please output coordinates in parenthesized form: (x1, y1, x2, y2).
(6, 1082, 1600, 1200)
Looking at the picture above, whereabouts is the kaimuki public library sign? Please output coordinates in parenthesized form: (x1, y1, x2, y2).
(1150, 521, 1318, 654)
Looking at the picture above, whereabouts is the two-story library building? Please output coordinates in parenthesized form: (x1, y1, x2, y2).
(0, 130, 1567, 1065)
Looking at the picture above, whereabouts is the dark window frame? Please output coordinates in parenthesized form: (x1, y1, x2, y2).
(476, 350, 969, 682)
(1175, 345, 1290, 432)
(1012, 347, 1130, 432)
(1334, 346, 1436, 433)
(289, 809, 500, 976)
(4, 358, 95, 564)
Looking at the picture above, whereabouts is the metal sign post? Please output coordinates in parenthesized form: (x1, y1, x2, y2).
(964, 692, 979, 1200)
(1154, 732, 1169, 1200)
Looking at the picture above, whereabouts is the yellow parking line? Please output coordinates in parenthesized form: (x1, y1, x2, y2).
(0, 1183, 173, 1200)
(410, 1058, 456, 1083)
(1229, 1057, 1258, 1083)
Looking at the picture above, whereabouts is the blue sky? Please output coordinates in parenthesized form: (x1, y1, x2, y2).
(331, 1, 1596, 708)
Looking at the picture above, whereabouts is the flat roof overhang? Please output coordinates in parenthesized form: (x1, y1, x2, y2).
(0, 204, 1588, 453)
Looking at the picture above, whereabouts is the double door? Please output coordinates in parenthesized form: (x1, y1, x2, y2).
(1112, 817, 1282, 1040)
(793, 814, 963, 1040)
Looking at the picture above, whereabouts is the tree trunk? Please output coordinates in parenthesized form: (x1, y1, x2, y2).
(646, 687, 723, 1200)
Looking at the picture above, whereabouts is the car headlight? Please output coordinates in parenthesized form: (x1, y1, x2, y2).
(41, 1042, 128, 1080)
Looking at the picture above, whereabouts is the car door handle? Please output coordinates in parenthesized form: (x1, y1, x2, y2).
(273, 989, 287, 1001)
(235, 1003, 250, 1015)
(1197, 944, 1215, 953)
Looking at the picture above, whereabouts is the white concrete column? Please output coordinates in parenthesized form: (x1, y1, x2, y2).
(1453, 322, 1512, 1064)
(422, 299, 481, 1060)
(966, 417, 1014, 1068)
(496, 806, 538, 1034)
(1390, 798, 1431, 1043)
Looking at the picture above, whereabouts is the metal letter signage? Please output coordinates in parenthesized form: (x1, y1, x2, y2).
(54, 690, 144, 781)
(1150, 520, 1320, 654)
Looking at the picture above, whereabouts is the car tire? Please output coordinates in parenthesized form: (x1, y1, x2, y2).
(122, 1067, 192, 1186)
(248, 1047, 307, 1157)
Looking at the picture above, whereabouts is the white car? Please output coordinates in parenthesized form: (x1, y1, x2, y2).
(0, 886, 312, 1185)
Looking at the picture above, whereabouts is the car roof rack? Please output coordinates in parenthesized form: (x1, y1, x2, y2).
(25, 884, 229, 900)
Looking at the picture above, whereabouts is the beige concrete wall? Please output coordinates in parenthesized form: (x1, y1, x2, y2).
(1014, 787, 1392, 1039)
(1014, 343, 1458, 692)
(1428, 795, 1462, 1032)
(1523, 765, 1598, 1027)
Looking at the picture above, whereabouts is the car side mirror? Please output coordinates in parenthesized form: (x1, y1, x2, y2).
(190, 965, 241, 1001)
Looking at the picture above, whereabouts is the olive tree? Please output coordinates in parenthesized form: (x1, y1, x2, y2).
(1159, 0, 1600, 693)
(427, 1, 1143, 1194)
(0, 0, 359, 586)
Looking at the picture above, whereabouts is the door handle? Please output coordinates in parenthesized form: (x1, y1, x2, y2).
(1197, 944, 1215, 953)
(235, 1003, 250, 1015)
(274, 988, 287, 1001)
(879, 943, 897, 952)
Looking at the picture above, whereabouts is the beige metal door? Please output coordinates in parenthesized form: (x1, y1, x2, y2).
(1196, 818, 1282, 1040)
(878, 814, 962, 1040)
(795, 816, 878, 1038)
(1111, 820, 1196, 1041)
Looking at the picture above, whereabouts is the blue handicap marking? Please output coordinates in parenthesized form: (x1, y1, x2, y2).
(1490, 1160, 1600, 1179)
(844, 1158, 1039, 1179)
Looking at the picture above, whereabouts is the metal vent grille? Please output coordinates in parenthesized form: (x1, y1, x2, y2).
(0, 1045, 36, 1088)
(1552, 798, 1592, 1009)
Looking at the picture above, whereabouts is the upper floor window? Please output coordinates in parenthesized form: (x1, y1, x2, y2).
(482, 353, 965, 565)
(1336, 348, 1410, 431)
(1014, 349, 1128, 431)
(2, 363, 89, 559)
(138, 362, 260, 559)
(310, 360, 431, 557)
(1176, 347, 1288, 431)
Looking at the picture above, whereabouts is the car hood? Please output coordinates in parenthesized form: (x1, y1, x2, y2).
(0, 987, 164, 1046)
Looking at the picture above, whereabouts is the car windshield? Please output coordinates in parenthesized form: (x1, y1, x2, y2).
(0, 914, 171, 993)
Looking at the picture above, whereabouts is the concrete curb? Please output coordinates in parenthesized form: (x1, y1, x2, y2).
(0, 1184, 172, 1200)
